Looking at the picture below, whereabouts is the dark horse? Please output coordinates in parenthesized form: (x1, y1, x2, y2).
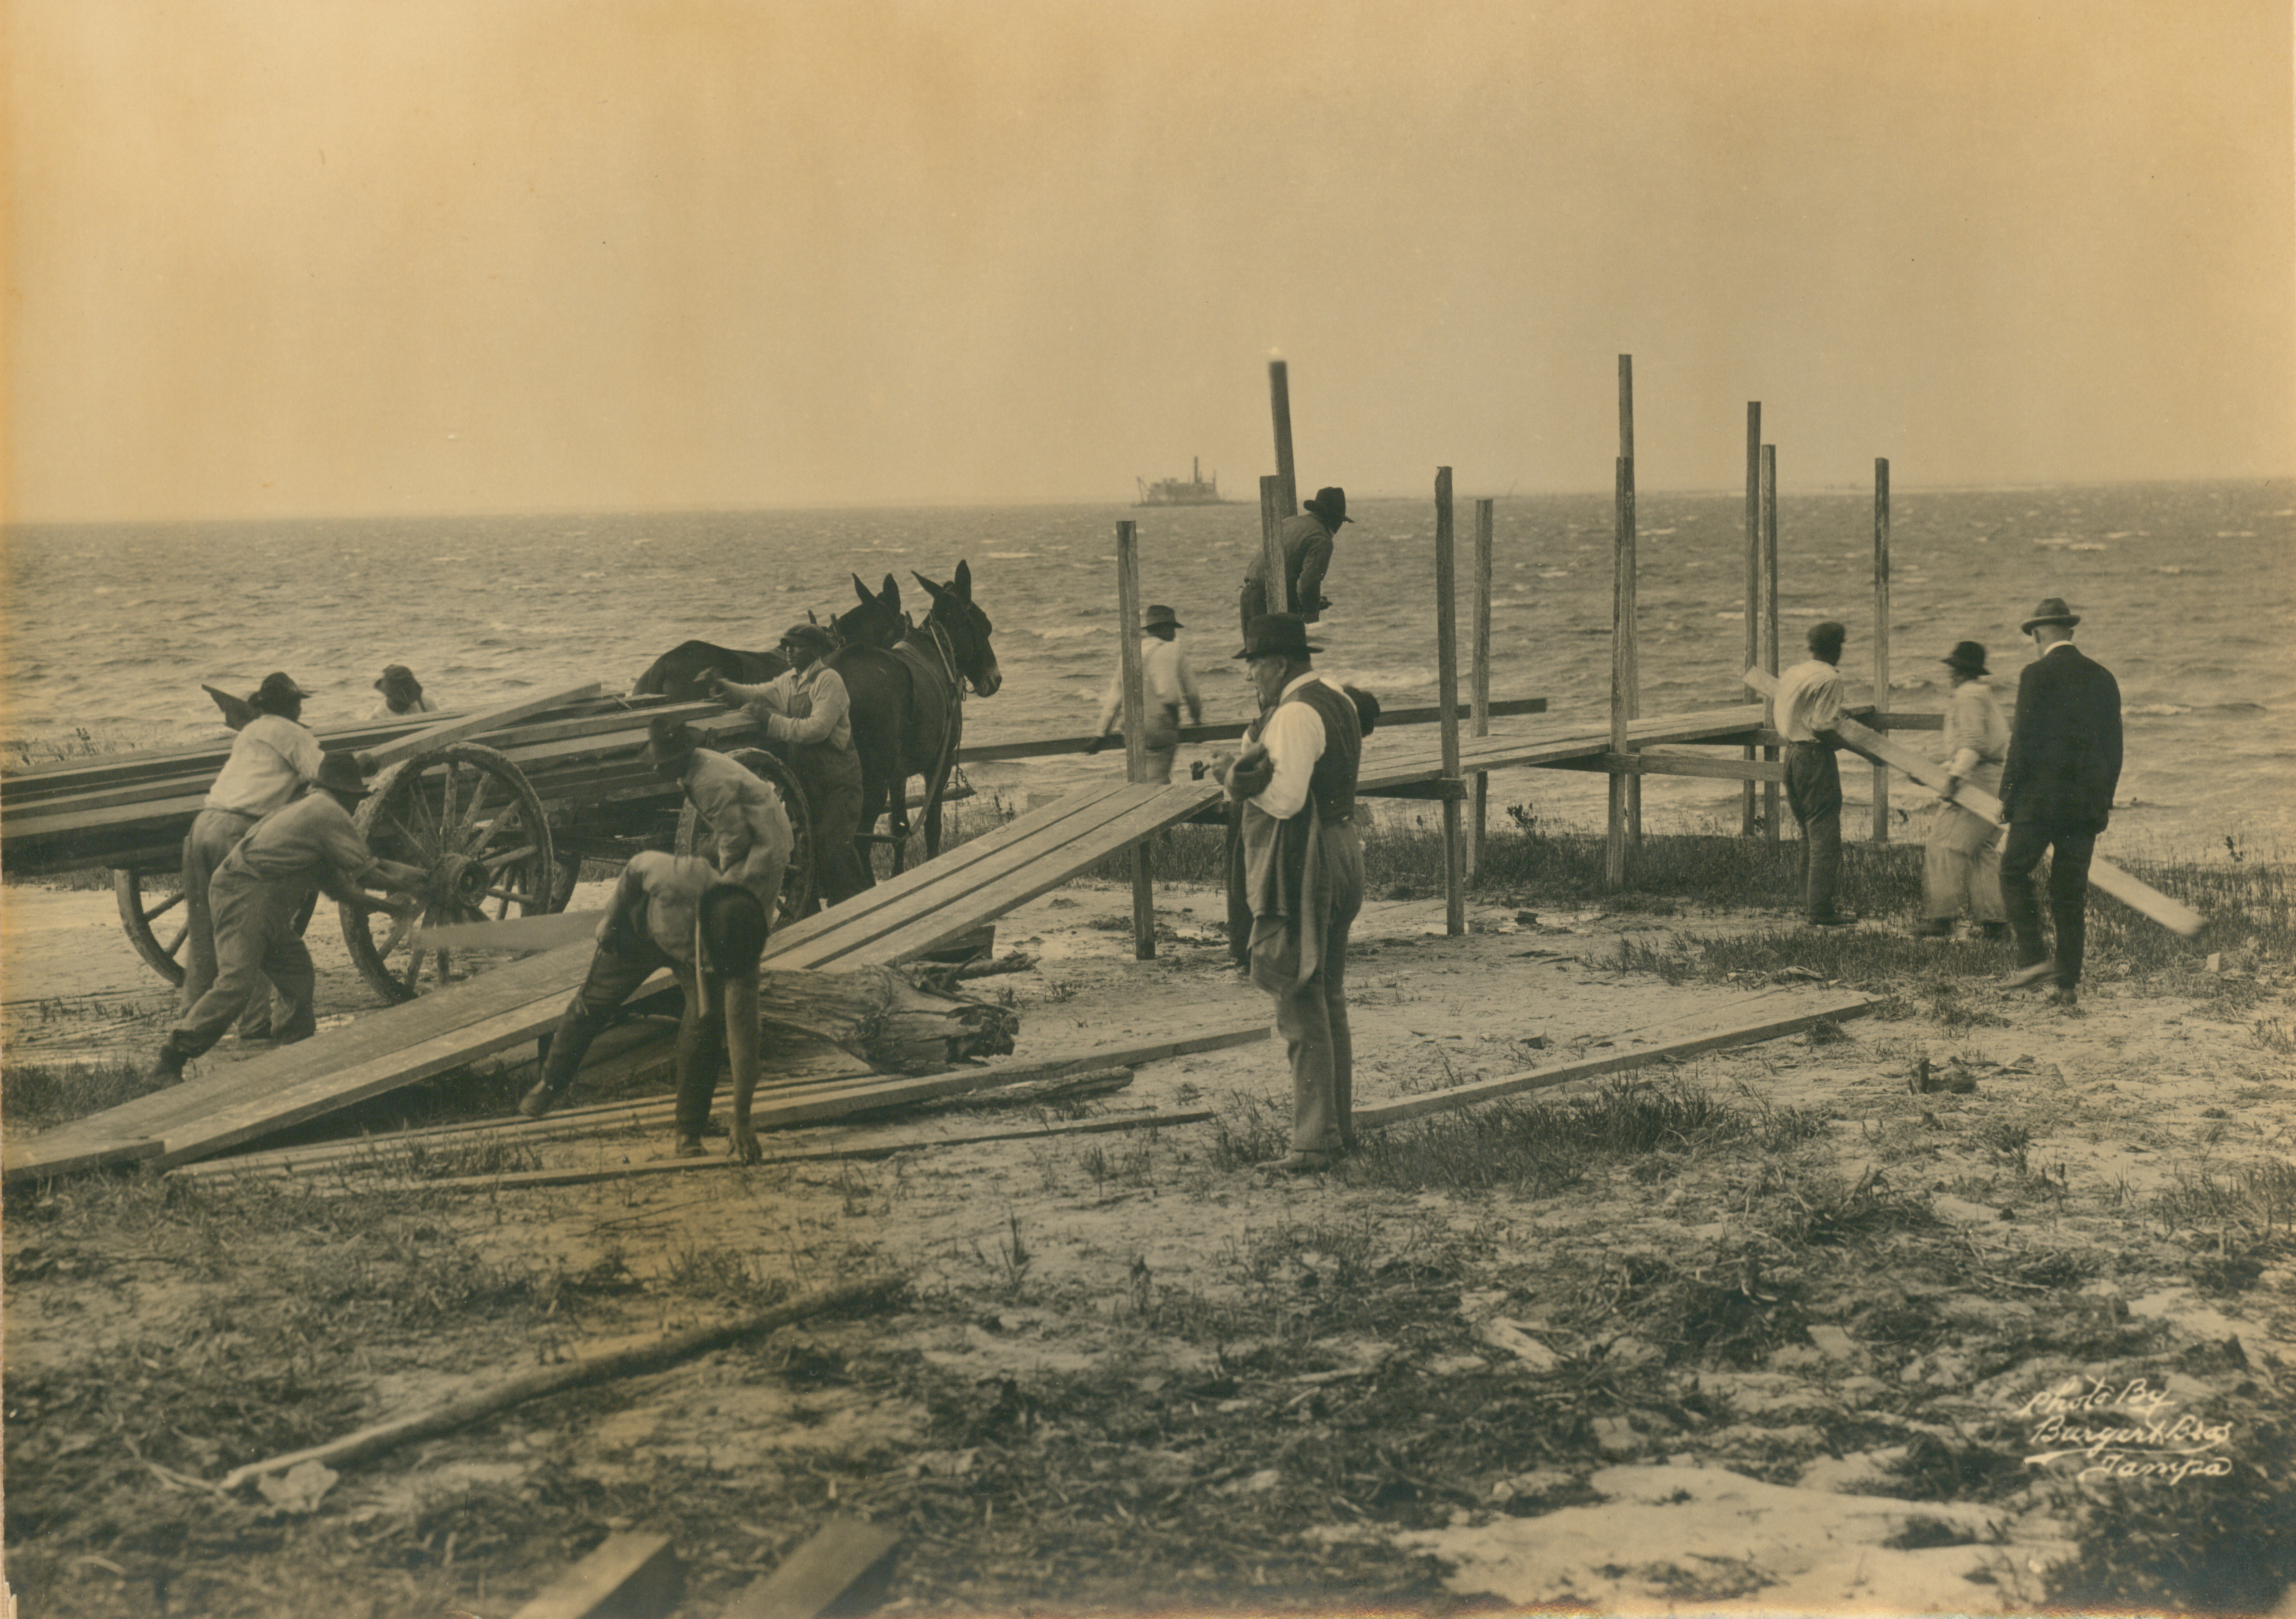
(627, 574, 909, 700)
(830, 562, 1001, 878)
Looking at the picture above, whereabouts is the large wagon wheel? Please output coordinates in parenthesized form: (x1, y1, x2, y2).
(342, 741, 559, 1004)
(113, 867, 317, 988)
(673, 746, 815, 928)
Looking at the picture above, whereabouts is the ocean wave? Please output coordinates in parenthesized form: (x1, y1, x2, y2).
(2068, 542, 2107, 551)
(2128, 703, 2192, 716)
(2155, 566, 2186, 575)
(2215, 531, 2257, 539)
(1032, 626, 1097, 640)
(984, 551, 1035, 559)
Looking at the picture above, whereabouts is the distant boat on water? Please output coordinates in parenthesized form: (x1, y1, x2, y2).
(1135, 456, 1228, 506)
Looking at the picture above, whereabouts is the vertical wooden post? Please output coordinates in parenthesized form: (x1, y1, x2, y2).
(1618, 355, 1641, 851)
(1871, 456, 1891, 843)
(1115, 521, 1155, 960)
(1607, 451, 1637, 886)
(1741, 402, 1761, 836)
(1435, 468, 1465, 936)
(1257, 475, 1287, 621)
(1470, 497, 1494, 879)
(1268, 359, 1299, 519)
(1760, 443, 1781, 844)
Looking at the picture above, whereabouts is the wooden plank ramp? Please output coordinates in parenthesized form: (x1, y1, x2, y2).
(4, 703, 1769, 1181)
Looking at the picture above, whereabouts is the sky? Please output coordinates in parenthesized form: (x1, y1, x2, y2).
(6, 0, 2292, 522)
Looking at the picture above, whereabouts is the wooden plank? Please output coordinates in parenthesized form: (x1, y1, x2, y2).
(1358, 994, 1877, 1129)
(354, 682, 606, 769)
(1743, 667, 2204, 937)
(415, 910, 606, 954)
(722, 1518, 900, 1619)
(509, 1532, 682, 1619)
(949, 698, 1550, 763)
(218, 1279, 899, 1492)
(1543, 751, 1786, 783)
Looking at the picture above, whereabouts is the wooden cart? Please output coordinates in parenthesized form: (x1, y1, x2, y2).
(0, 685, 817, 1005)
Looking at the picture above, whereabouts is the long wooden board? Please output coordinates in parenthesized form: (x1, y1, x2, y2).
(353, 682, 606, 769)
(1357, 992, 1877, 1128)
(1743, 668, 2203, 937)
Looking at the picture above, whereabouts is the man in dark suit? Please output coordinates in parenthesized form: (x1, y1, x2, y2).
(1996, 597, 2122, 1009)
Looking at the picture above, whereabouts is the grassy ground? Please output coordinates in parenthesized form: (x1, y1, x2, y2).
(6, 819, 2292, 1615)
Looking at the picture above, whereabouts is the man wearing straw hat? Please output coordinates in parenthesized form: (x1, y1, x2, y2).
(1218, 612, 1366, 1174)
(1997, 597, 2122, 1009)
(1086, 604, 1205, 783)
(707, 624, 869, 909)
(1914, 641, 2010, 941)
(369, 664, 436, 719)
(518, 852, 771, 1164)
(1240, 486, 1350, 635)
(643, 717, 795, 920)
(148, 753, 427, 1081)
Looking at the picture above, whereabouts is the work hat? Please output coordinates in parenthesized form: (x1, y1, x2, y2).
(1234, 612, 1322, 661)
(1806, 619, 1848, 654)
(253, 671, 310, 710)
(1303, 487, 1353, 525)
(315, 753, 369, 798)
(779, 623, 837, 658)
(374, 663, 419, 692)
(1144, 605, 1183, 631)
(642, 716, 698, 767)
(1941, 640, 1989, 677)
(2019, 597, 2081, 633)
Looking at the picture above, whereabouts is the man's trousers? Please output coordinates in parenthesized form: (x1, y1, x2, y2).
(1248, 823, 1365, 1157)
(1999, 820, 2098, 989)
(1784, 741, 1844, 920)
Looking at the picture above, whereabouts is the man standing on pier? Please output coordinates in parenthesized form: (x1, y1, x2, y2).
(708, 624, 869, 909)
(1086, 604, 1204, 783)
(1240, 486, 1349, 635)
(1997, 598, 2122, 1009)
(149, 754, 427, 1080)
(1774, 620, 1857, 927)
(1219, 613, 1365, 1174)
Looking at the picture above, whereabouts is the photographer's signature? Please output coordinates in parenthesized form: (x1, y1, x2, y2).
(2013, 1376, 2234, 1484)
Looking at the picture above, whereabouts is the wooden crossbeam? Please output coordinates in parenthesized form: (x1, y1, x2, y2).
(1542, 750, 1786, 783)
(352, 683, 606, 769)
(1743, 667, 2203, 936)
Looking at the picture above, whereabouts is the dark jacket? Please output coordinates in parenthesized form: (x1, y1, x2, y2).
(1998, 643, 2123, 833)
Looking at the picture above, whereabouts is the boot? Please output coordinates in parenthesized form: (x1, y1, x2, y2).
(1910, 918, 1953, 939)
(518, 1078, 569, 1120)
(147, 1037, 193, 1085)
(1978, 921, 2009, 942)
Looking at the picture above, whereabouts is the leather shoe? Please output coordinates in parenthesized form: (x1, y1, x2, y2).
(1806, 911, 1860, 928)
(2002, 959, 2058, 991)
(147, 1048, 188, 1086)
(672, 1134, 707, 1159)
(1256, 1151, 1336, 1175)
(1978, 921, 2009, 942)
(1909, 919, 1953, 939)
(2049, 984, 2080, 1010)
(517, 1080, 565, 1120)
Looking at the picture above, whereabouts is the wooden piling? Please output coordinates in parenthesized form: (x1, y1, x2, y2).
(1115, 521, 1154, 959)
(1470, 497, 1495, 878)
(1607, 451, 1638, 886)
(1871, 457, 1891, 843)
(1618, 355, 1641, 850)
(1269, 359, 1299, 518)
(1259, 475, 1287, 619)
(1435, 468, 1465, 936)
(1741, 402, 1761, 835)
(1760, 443, 1781, 843)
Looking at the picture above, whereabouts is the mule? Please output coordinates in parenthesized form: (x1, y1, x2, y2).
(829, 560, 1001, 879)
(628, 575, 909, 700)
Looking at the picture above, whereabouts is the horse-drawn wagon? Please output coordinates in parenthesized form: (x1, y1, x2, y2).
(1, 561, 1004, 1008)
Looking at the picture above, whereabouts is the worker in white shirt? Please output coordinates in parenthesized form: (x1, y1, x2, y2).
(1086, 605, 1204, 783)
(1773, 620, 1856, 927)
(180, 671, 327, 1037)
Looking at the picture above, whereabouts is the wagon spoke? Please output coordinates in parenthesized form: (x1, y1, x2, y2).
(438, 762, 460, 841)
(161, 923, 189, 958)
(482, 882, 542, 908)
(479, 843, 540, 870)
(457, 776, 495, 837)
(140, 888, 187, 924)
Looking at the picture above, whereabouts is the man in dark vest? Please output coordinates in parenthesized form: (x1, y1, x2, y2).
(1217, 613, 1366, 1173)
(1997, 597, 2123, 1009)
(1240, 486, 1349, 635)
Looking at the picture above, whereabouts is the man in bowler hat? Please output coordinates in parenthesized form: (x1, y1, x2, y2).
(1996, 598, 2122, 1008)
(1915, 641, 2011, 939)
(1241, 486, 1350, 635)
(1087, 604, 1204, 783)
(1216, 612, 1366, 1173)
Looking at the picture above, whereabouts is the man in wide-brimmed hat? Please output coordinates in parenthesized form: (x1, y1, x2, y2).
(1914, 641, 2010, 940)
(642, 716, 795, 921)
(706, 624, 869, 908)
(1774, 621, 1858, 926)
(370, 664, 436, 720)
(1216, 612, 1366, 1174)
(149, 753, 427, 1081)
(1240, 486, 1351, 635)
(1087, 603, 1205, 783)
(520, 852, 771, 1164)
(1996, 597, 2122, 1009)
(179, 671, 327, 1042)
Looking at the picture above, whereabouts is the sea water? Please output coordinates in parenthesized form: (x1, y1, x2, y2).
(4, 480, 2290, 858)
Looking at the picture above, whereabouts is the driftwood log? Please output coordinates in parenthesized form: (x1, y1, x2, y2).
(752, 963, 1019, 1073)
